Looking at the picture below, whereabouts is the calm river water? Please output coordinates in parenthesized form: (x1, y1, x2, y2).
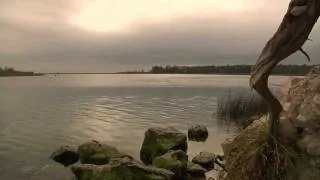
(0, 74, 288, 180)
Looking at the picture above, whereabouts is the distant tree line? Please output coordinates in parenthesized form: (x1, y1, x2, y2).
(120, 69, 146, 74)
(0, 66, 16, 73)
(0, 66, 41, 76)
(148, 64, 313, 76)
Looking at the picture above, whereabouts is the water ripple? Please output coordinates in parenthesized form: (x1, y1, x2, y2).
(0, 74, 288, 180)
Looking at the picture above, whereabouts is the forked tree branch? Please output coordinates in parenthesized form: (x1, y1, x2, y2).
(299, 47, 311, 61)
(250, 0, 320, 138)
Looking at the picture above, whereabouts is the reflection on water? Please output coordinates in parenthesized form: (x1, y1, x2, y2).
(0, 74, 289, 180)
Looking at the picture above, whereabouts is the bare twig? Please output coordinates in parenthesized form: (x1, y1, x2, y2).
(299, 47, 311, 61)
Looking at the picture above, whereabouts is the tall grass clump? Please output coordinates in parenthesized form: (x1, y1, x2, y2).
(217, 90, 268, 129)
(220, 117, 301, 180)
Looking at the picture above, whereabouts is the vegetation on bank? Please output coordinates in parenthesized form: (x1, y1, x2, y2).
(216, 90, 268, 129)
(0, 66, 42, 77)
(221, 118, 300, 180)
(216, 89, 306, 180)
(125, 64, 312, 76)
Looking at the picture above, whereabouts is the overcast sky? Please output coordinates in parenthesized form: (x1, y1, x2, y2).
(1, 0, 319, 72)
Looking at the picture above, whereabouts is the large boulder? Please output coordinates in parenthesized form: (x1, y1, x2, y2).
(50, 145, 79, 167)
(78, 140, 131, 165)
(280, 66, 320, 154)
(188, 125, 208, 142)
(191, 152, 216, 171)
(152, 150, 188, 179)
(140, 127, 188, 164)
(279, 66, 320, 180)
(186, 162, 206, 179)
(71, 157, 174, 180)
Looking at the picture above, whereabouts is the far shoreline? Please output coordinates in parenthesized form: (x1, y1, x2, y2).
(0, 73, 44, 77)
(43, 72, 304, 77)
(2, 64, 312, 77)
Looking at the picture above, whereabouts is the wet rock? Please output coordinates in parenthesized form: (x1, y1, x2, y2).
(50, 145, 79, 167)
(152, 150, 188, 179)
(192, 152, 216, 171)
(186, 162, 206, 179)
(71, 157, 174, 180)
(188, 125, 209, 142)
(140, 127, 188, 164)
(78, 140, 131, 165)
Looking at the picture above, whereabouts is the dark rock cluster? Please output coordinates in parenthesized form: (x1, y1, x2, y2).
(51, 125, 221, 180)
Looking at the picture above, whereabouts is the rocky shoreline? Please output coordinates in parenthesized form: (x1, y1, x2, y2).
(221, 66, 320, 180)
(51, 66, 320, 180)
(51, 126, 224, 180)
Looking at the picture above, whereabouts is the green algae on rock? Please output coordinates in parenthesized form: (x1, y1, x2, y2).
(192, 151, 216, 171)
(186, 162, 206, 179)
(140, 127, 187, 164)
(78, 140, 132, 165)
(71, 157, 174, 180)
(152, 150, 188, 179)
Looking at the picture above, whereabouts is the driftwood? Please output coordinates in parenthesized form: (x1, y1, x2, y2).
(250, 0, 320, 138)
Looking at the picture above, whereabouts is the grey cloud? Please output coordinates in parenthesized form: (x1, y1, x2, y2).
(0, 0, 319, 72)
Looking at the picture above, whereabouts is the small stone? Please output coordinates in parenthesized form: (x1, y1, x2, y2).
(188, 125, 209, 142)
(140, 127, 188, 164)
(192, 152, 216, 171)
(50, 145, 79, 167)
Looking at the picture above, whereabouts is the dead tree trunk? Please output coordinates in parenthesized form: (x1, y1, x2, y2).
(250, 0, 320, 138)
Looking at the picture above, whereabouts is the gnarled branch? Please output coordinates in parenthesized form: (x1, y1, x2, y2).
(299, 47, 311, 61)
(250, 0, 320, 138)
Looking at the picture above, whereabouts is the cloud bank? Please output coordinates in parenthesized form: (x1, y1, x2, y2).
(0, 0, 319, 72)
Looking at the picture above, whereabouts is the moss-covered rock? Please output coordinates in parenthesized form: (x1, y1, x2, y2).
(50, 145, 79, 167)
(191, 152, 216, 171)
(188, 125, 208, 142)
(78, 140, 131, 165)
(186, 162, 206, 178)
(152, 150, 188, 179)
(71, 157, 174, 180)
(140, 127, 187, 164)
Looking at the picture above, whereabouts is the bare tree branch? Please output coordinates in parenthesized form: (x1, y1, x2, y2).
(250, 0, 320, 138)
(299, 47, 311, 61)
